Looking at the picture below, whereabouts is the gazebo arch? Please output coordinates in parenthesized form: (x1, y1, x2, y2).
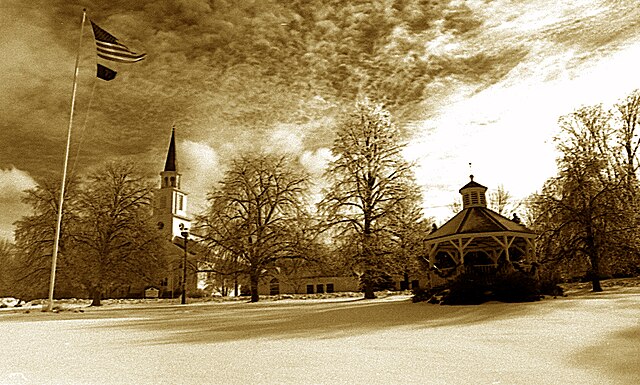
(425, 176, 537, 287)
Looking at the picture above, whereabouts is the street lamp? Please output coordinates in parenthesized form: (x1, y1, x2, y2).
(179, 223, 189, 305)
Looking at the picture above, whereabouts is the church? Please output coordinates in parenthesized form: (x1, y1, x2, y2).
(151, 128, 198, 298)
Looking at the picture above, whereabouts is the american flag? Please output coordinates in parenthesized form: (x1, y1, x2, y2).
(90, 21, 146, 63)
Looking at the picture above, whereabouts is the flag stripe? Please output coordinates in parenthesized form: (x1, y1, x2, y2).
(97, 52, 146, 63)
(95, 40, 132, 53)
(96, 45, 146, 60)
(90, 20, 146, 64)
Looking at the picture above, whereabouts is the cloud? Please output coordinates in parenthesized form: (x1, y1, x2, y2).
(179, 140, 223, 213)
(300, 148, 332, 177)
(264, 125, 305, 154)
(0, 168, 38, 241)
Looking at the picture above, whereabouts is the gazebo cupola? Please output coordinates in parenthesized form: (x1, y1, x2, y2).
(460, 175, 487, 208)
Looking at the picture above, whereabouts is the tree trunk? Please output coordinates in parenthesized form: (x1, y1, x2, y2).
(363, 281, 375, 299)
(90, 287, 102, 306)
(591, 275, 603, 292)
(586, 229, 603, 293)
(250, 270, 260, 302)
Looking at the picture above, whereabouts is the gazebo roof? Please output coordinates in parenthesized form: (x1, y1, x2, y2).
(426, 206, 535, 241)
(459, 179, 487, 192)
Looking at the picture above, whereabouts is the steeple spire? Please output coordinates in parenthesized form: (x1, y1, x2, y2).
(164, 127, 177, 172)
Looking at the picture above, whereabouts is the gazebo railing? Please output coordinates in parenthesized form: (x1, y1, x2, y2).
(464, 264, 496, 275)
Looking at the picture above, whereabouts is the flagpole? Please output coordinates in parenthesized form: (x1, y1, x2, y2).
(47, 9, 87, 312)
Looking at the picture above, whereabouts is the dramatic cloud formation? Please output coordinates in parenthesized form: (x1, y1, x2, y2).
(0, 168, 38, 240)
(2, 0, 640, 236)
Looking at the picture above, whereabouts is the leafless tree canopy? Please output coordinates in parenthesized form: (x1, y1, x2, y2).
(530, 92, 640, 291)
(319, 99, 424, 298)
(197, 153, 311, 302)
(12, 162, 168, 303)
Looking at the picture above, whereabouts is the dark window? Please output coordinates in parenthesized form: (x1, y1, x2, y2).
(411, 280, 419, 289)
(316, 284, 324, 294)
(306, 285, 314, 294)
(326, 283, 334, 293)
(269, 278, 279, 296)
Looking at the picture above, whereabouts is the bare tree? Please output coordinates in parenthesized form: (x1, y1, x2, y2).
(614, 89, 640, 188)
(197, 153, 310, 302)
(448, 197, 462, 215)
(489, 184, 512, 215)
(72, 162, 168, 306)
(0, 238, 16, 297)
(13, 163, 168, 305)
(319, 99, 422, 299)
(12, 178, 82, 299)
(532, 105, 628, 292)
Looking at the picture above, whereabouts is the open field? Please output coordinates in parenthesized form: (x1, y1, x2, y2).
(1, 282, 639, 385)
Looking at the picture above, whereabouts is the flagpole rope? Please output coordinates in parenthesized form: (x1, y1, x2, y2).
(69, 77, 97, 178)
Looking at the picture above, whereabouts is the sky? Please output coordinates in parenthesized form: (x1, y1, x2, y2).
(2, 0, 640, 240)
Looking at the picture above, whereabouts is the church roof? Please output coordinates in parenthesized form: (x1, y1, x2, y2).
(164, 128, 177, 172)
(426, 206, 535, 241)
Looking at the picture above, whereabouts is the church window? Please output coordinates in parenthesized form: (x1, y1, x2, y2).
(170, 176, 175, 187)
(178, 194, 184, 211)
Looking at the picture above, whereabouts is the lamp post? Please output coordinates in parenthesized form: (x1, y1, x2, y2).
(180, 225, 189, 305)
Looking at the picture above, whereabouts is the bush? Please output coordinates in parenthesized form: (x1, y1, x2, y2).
(426, 271, 542, 305)
(412, 286, 440, 303)
(441, 273, 492, 305)
(492, 272, 541, 302)
(188, 289, 207, 298)
(538, 276, 564, 297)
(359, 269, 396, 292)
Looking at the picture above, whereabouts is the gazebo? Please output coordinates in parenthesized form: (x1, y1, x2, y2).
(424, 176, 537, 287)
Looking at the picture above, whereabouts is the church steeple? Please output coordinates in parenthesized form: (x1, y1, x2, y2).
(164, 127, 177, 172)
(154, 127, 190, 239)
(161, 127, 180, 189)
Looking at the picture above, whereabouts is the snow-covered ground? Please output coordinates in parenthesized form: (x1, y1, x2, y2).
(0, 285, 638, 385)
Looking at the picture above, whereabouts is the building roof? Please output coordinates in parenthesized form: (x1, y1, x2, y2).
(458, 175, 487, 193)
(426, 206, 535, 241)
(164, 127, 177, 172)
